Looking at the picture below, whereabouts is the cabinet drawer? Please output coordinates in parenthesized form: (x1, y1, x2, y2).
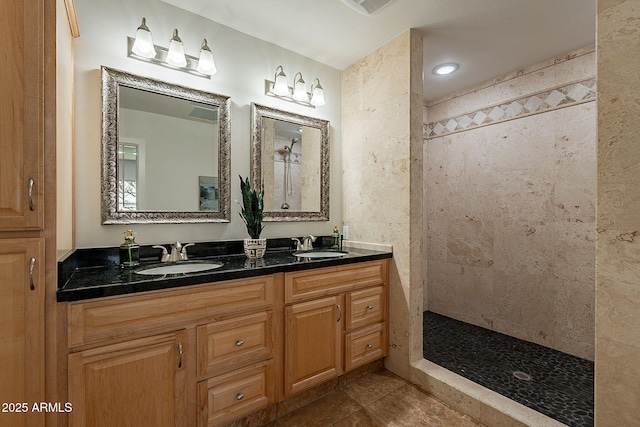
(345, 322, 386, 372)
(347, 286, 385, 331)
(197, 360, 273, 427)
(285, 260, 387, 303)
(68, 275, 274, 348)
(197, 311, 273, 377)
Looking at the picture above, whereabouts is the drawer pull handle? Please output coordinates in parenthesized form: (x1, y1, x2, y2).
(236, 340, 244, 347)
(236, 393, 244, 401)
(366, 344, 373, 349)
(28, 178, 35, 211)
(178, 341, 183, 368)
(337, 304, 342, 323)
(29, 257, 36, 290)
(366, 305, 374, 310)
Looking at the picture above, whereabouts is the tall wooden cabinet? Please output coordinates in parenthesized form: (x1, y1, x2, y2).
(0, 0, 58, 427)
(0, 0, 57, 426)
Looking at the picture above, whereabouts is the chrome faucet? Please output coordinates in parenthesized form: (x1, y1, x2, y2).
(302, 235, 316, 251)
(152, 242, 194, 262)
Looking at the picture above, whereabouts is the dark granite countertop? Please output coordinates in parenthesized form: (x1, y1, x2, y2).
(57, 240, 392, 302)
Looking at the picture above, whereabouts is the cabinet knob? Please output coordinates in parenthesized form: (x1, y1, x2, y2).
(366, 305, 374, 310)
(236, 393, 244, 401)
(236, 340, 244, 347)
(366, 344, 373, 349)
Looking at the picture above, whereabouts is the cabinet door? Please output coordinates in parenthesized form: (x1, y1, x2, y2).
(0, 238, 44, 427)
(0, 0, 44, 230)
(68, 331, 187, 427)
(284, 296, 343, 396)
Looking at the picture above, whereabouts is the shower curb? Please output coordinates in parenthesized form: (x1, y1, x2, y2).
(409, 359, 567, 427)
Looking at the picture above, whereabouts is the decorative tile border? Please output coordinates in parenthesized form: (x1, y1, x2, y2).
(424, 78, 596, 139)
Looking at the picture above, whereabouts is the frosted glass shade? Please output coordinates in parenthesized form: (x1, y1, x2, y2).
(131, 18, 156, 59)
(166, 30, 187, 67)
(273, 67, 289, 96)
(196, 40, 216, 76)
(310, 82, 325, 106)
(292, 75, 308, 101)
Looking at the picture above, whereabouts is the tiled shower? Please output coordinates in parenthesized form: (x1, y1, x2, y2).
(423, 46, 596, 424)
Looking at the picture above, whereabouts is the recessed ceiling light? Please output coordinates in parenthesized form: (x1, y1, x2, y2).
(433, 63, 458, 75)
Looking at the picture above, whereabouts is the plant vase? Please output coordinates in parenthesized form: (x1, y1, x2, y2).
(244, 238, 266, 259)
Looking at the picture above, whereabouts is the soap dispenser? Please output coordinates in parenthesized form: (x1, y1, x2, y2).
(331, 225, 340, 249)
(119, 229, 140, 268)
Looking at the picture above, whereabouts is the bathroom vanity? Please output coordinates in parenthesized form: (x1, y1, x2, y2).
(58, 247, 391, 426)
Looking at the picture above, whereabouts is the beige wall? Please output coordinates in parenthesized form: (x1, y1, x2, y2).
(596, 0, 640, 424)
(342, 30, 424, 378)
(424, 48, 596, 360)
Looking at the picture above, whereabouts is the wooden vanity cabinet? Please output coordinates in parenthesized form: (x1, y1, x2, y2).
(68, 331, 188, 427)
(66, 275, 277, 427)
(283, 260, 388, 397)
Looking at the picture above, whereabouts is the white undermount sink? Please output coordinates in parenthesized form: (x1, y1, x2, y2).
(135, 261, 223, 276)
(293, 250, 348, 259)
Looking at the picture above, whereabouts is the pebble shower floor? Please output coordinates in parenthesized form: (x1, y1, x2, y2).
(423, 311, 594, 427)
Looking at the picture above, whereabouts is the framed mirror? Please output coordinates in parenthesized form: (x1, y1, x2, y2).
(101, 67, 231, 224)
(250, 103, 329, 221)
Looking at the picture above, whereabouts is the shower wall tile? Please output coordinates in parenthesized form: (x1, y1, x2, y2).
(492, 171, 555, 223)
(493, 269, 557, 348)
(596, 0, 640, 418)
(553, 278, 595, 359)
(424, 46, 596, 360)
(493, 221, 555, 277)
(445, 263, 495, 329)
(447, 220, 494, 268)
(595, 338, 640, 426)
(343, 30, 424, 378)
(426, 221, 448, 262)
(447, 173, 495, 221)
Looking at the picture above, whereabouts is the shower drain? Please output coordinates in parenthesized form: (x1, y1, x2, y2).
(512, 371, 533, 381)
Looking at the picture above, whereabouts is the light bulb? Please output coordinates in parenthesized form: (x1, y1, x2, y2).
(310, 79, 325, 106)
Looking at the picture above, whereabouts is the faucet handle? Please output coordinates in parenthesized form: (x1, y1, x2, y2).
(302, 235, 317, 251)
(180, 243, 194, 260)
(291, 238, 303, 252)
(152, 245, 170, 262)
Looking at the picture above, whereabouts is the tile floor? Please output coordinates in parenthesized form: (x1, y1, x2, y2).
(258, 369, 484, 426)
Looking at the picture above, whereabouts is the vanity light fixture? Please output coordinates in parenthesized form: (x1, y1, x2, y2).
(433, 63, 458, 75)
(127, 17, 215, 79)
(265, 66, 326, 108)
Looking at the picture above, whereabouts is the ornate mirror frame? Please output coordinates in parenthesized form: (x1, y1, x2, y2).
(250, 103, 330, 221)
(101, 66, 231, 224)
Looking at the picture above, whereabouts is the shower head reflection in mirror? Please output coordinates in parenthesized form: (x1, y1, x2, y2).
(250, 103, 329, 222)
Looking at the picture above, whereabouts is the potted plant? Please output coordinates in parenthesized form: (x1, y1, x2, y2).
(238, 175, 266, 258)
